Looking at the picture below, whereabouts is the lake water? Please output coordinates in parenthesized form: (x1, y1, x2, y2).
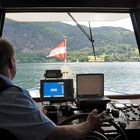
(13, 62, 140, 95)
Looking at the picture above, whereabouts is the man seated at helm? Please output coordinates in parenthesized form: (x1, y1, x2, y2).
(0, 37, 108, 140)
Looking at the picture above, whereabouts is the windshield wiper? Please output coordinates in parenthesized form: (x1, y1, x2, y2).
(67, 12, 96, 60)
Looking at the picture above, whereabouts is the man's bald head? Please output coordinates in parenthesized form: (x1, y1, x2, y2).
(0, 38, 16, 79)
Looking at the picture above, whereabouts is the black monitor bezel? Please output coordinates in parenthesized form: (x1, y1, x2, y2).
(40, 79, 74, 102)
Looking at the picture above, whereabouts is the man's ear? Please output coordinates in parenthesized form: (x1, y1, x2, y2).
(8, 58, 14, 68)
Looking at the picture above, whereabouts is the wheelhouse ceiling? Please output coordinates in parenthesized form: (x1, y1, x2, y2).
(0, 0, 140, 12)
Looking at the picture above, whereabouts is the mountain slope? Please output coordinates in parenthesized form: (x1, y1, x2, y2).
(2, 19, 138, 62)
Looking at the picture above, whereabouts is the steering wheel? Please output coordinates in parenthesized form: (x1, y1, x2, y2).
(81, 131, 108, 140)
(59, 113, 128, 140)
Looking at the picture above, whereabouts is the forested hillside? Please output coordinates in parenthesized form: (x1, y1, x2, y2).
(3, 19, 138, 62)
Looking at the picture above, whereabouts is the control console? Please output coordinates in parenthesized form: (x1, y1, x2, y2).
(107, 102, 140, 130)
(109, 103, 140, 121)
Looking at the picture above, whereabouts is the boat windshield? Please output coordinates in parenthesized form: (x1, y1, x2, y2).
(2, 12, 139, 98)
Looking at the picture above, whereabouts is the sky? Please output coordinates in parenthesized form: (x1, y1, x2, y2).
(64, 17, 134, 31)
(6, 13, 134, 31)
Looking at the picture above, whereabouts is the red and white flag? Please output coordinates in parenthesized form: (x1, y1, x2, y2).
(47, 39, 66, 60)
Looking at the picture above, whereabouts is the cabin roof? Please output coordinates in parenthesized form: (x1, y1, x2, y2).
(0, 0, 140, 12)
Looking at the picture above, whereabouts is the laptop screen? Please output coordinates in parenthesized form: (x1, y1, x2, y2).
(76, 74, 104, 97)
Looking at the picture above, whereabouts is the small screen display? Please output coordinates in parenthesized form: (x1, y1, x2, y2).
(40, 79, 74, 102)
(44, 81, 64, 97)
